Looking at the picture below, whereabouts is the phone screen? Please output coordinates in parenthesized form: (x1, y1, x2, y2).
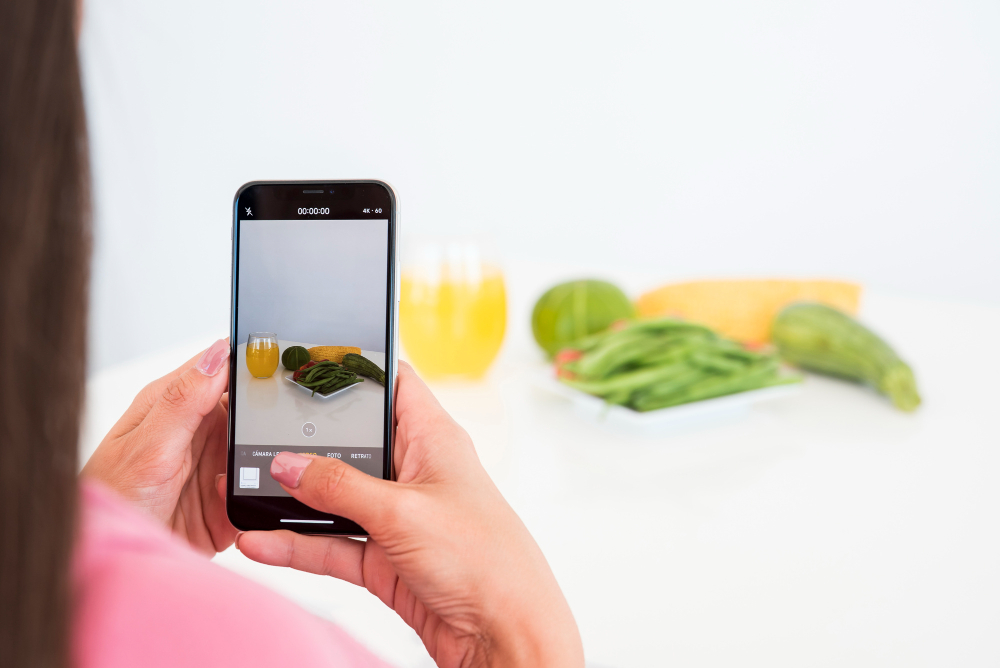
(226, 181, 396, 533)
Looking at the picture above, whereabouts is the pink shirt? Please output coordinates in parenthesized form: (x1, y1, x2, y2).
(72, 481, 393, 668)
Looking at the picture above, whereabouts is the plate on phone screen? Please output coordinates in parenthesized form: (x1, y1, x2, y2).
(284, 374, 363, 400)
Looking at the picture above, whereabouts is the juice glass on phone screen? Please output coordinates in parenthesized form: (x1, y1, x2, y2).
(246, 332, 279, 378)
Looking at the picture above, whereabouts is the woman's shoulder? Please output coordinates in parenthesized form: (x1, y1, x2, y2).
(73, 480, 391, 668)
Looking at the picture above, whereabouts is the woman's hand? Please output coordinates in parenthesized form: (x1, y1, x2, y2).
(83, 338, 236, 555)
(237, 362, 584, 668)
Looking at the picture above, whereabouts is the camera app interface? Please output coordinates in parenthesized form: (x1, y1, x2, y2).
(232, 197, 390, 497)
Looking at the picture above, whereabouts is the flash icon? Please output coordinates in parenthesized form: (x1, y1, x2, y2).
(245, 207, 252, 216)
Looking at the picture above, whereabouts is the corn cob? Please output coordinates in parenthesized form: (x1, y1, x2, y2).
(307, 346, 361, 364)
(636, 279, 862, 344)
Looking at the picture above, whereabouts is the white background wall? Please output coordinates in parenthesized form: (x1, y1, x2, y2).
(236, 219, 388, 351)
(80, 0, 999, 370)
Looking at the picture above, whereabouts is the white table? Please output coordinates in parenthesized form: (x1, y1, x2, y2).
(80, 267, 1000, 668)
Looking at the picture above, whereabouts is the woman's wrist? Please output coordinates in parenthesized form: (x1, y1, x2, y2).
(480, 584, 584, 668)
(485, 611, 583, 668)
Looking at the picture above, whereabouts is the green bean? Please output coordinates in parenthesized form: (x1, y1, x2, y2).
(631, 366, 707, 401)
(307, 367, 343, 378)
(573, 331, 698, 377)
(313, 376, 349, 396)
(299, 379, 334, 388)
(310, 366, 351, 380)
(301, 373, 353, 388)
(575, 335, 672, 379)
(557, 316, 800, 413)
(320, 376, 348, 390)
(712, 341, 765, 362)
(602, 389, 633, 406)
(632, 359, 783, 411)
(630, 344, 699, 369)
(688, 351, 747, 374)
(295, 363, 359, 394)
(562, 361, 695, 397)
(566, 319, 707, 356)
(316, 377, 362, 396)
(305, 363, 337, 383)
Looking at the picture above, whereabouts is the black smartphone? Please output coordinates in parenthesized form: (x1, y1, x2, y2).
(226, 180, 398, 535)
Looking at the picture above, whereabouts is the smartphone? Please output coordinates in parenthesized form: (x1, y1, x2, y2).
(226, 181, 398, 535)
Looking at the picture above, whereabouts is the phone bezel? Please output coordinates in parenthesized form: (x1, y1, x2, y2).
(225, 180, 398, 536)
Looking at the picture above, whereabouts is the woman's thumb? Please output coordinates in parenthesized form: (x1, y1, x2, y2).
(270, 452, 397, 533)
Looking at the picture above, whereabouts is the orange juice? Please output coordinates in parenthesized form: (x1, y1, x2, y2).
(246, 341, 279, 378)
(400, 267, 506, 379)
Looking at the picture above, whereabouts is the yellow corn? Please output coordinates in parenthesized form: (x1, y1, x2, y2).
(635, 279, 862, 343)
(307, 346, 362, 363)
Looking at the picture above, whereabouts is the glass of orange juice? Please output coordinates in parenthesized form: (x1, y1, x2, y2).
(399, 239, 506, 380)
(246, 332, 279, 378)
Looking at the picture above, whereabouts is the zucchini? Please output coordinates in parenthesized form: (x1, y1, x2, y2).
(342, 353, 385, 386)
(771, 303, 920, 411)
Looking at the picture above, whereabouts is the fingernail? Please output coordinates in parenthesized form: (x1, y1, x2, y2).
(234, 532, 244, 551)
(271, 452, 310, 488)
(197, 338, 230, 376)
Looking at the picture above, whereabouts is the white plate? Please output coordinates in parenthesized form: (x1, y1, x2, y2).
(533, 369, 800, 432)
(284, 374, 363, 399)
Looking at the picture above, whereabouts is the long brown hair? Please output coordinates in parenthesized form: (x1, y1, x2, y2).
(0, 0, 91, 666)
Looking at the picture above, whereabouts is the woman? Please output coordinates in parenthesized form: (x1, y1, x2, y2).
(0, 1, 585, 666)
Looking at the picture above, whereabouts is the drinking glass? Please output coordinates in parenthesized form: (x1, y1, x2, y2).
(246, 332, 279, 378)
(399, 239, 506, 380)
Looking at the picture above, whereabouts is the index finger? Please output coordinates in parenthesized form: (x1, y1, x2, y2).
(237, 530, 366, 587)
